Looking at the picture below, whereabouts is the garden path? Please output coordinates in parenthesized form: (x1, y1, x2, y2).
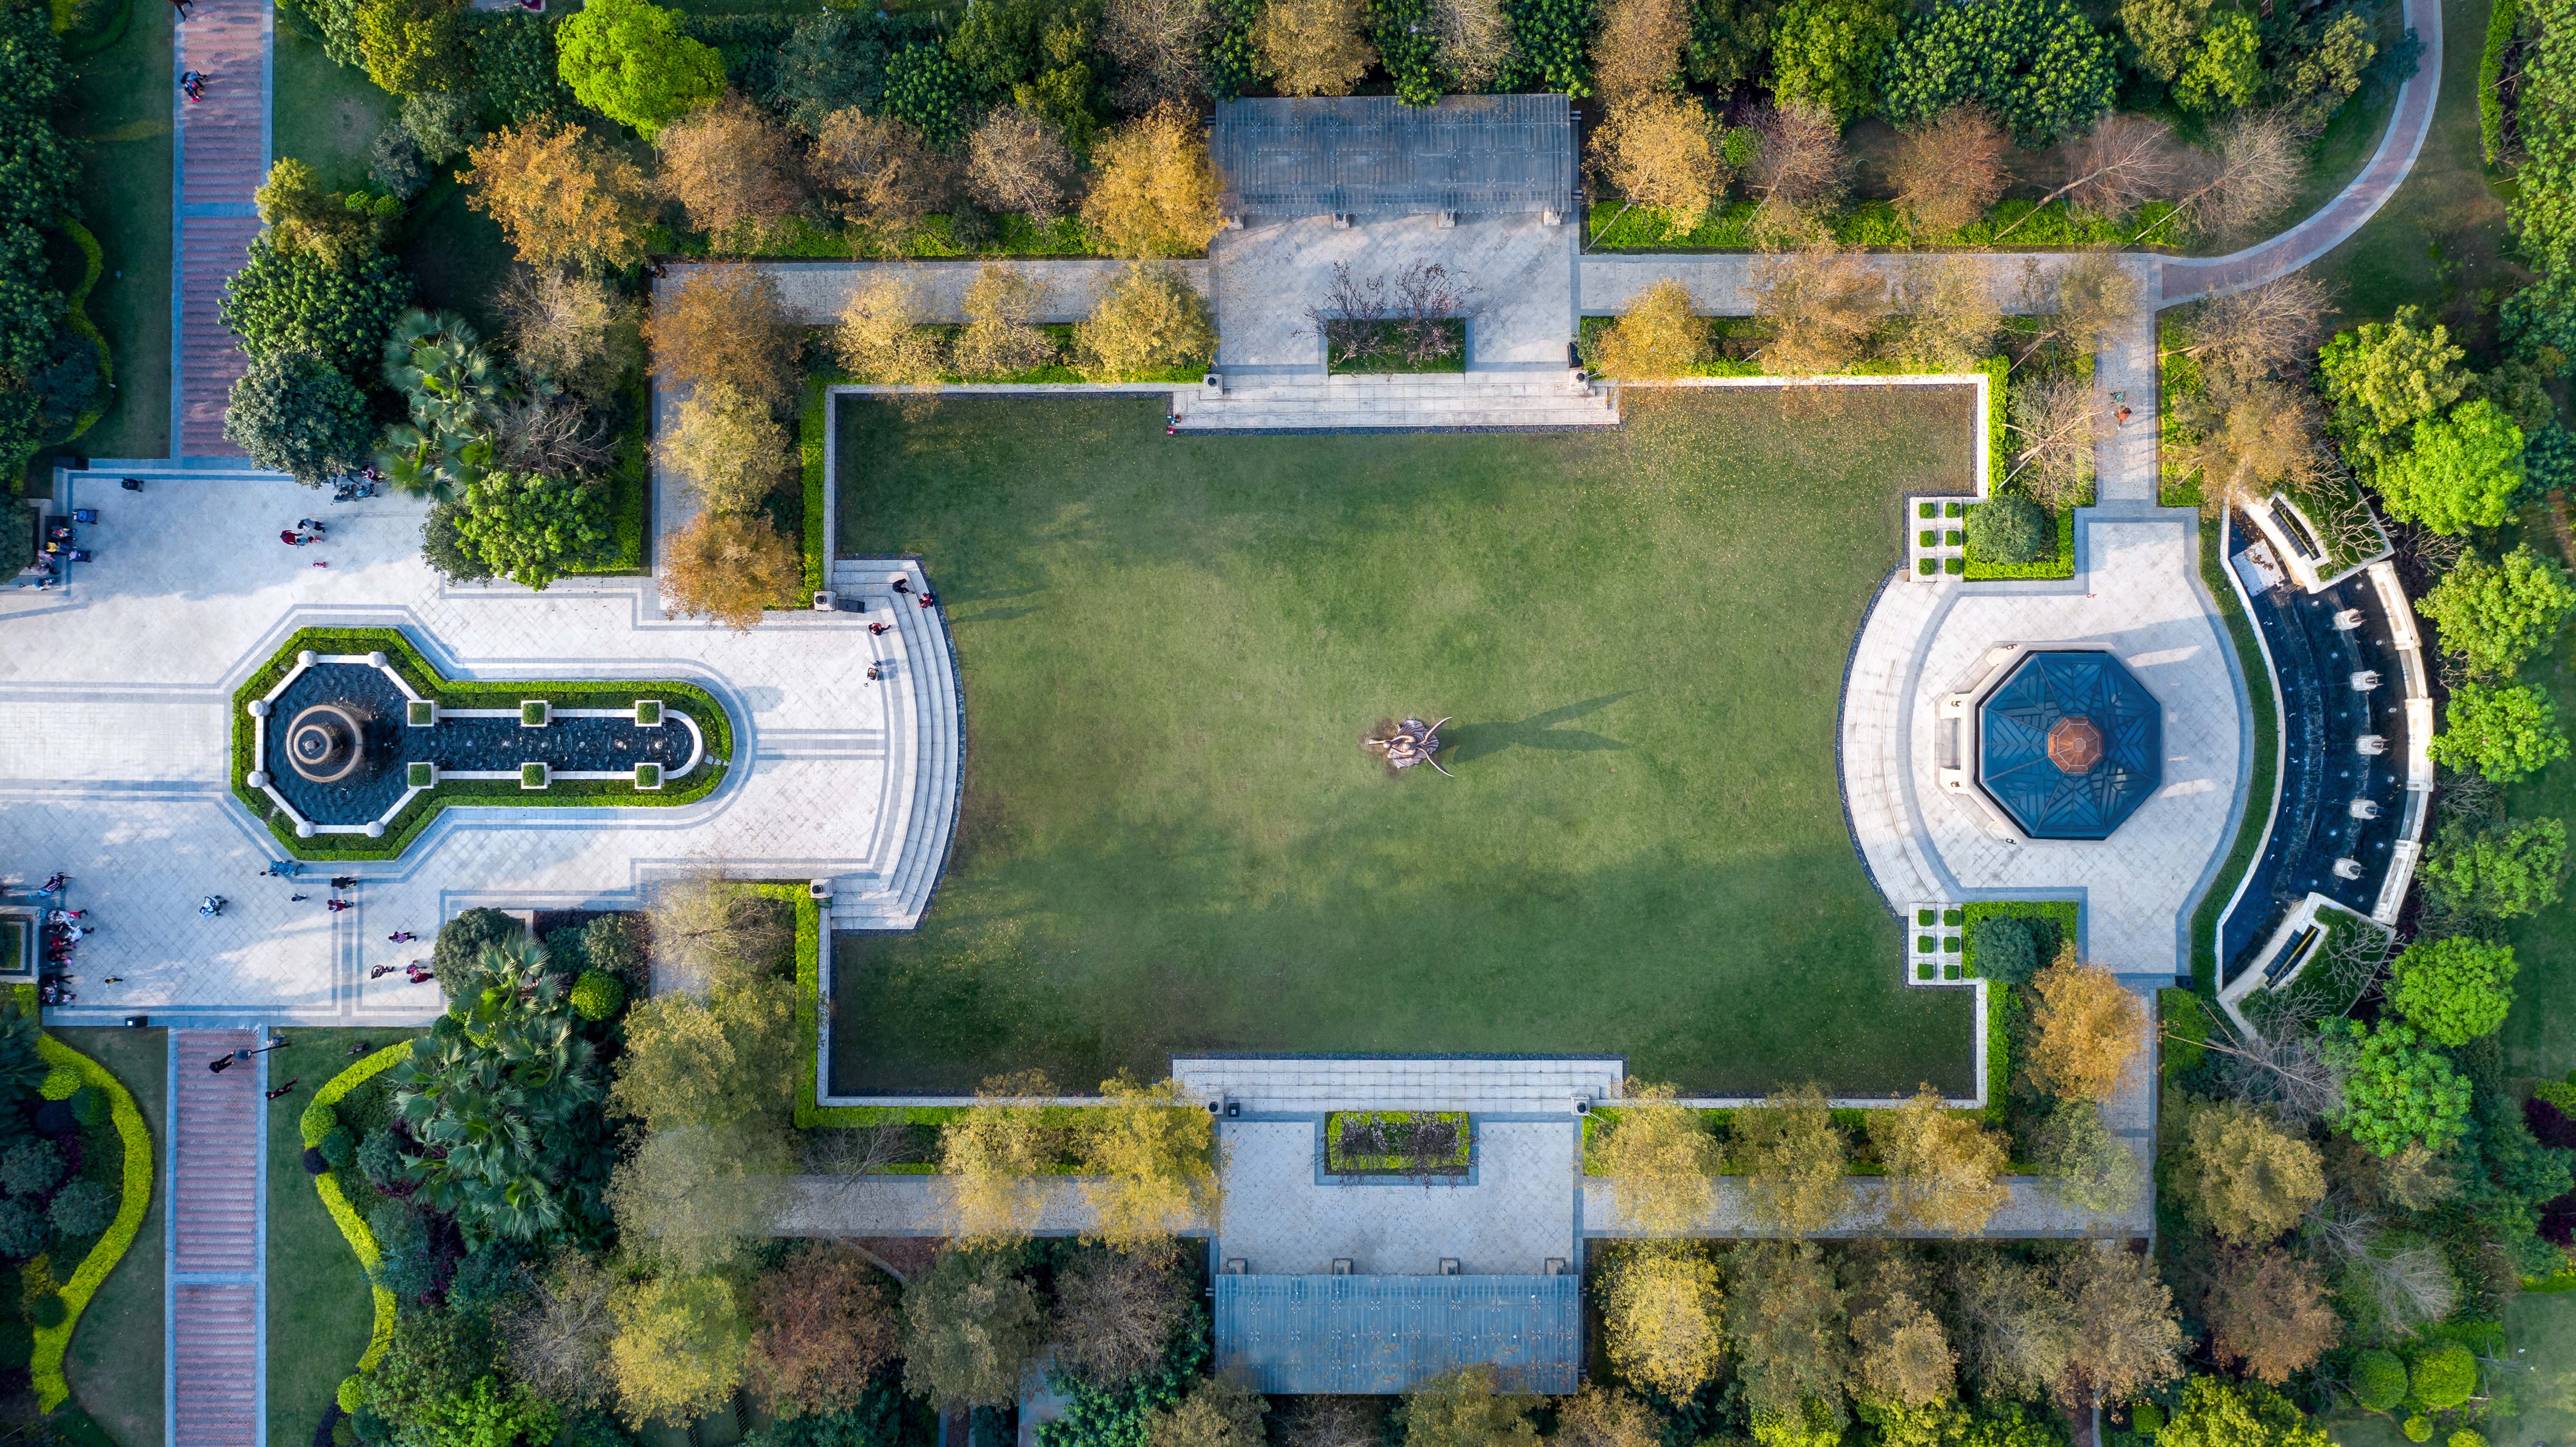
(170, 0, 268, 460)
(167, 1028, 264, 1447)
(2156, 0, 2444, 305)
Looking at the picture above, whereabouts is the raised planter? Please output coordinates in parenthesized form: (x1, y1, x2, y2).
(520, 763, 550, 790)
(1325, 1110, 1470, 1175)
(520, 700, 550, 727)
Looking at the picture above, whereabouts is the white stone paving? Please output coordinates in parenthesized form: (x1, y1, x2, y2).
(1173, 1057, 1624, 1113)
(0, 471, 958, 1025)
(1213, 214, 1577, 373)
(1840, 516, 2244, 979)
(1214, 1119, 1579, 1275)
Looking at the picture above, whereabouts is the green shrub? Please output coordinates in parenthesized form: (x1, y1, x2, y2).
(221, 351, 380, 486)
(321, 1127, 358, 1172)
(46, 1181, 113, 1239)
(302, 1098, 340, 1146)
(36, 1065, 76, 1102)
(217, 240, 412, 377)
(0, 1140, 64, 1197)
(1973, 917, 2039, 983)
(434, 909, 524, 988)
(0, 1199, 52, 1258)
(2129, 1405, 2165, 1433)
(582, 914, 645, 982)
(2449, 1432, 2486, 1447)
(358, 1127, 408, 1189)
(67, 1086, 106, 1128)
(569, 970, 625, 1021)
(2352, 1348, 2407, 1412)
(2403, 1419, 2432, 1443)
(1967, 494, 2050, 563)
(1877, 0, 2116, 143)
(2412, 1343, 2477, 1412)
(339, 1376, 364, 1413)
(1495, 0, 1594, 94)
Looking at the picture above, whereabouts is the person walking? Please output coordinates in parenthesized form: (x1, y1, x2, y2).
(206, 1054, 233, 1074)
(327, 898, 352, 912)
(345, 1040, 373, 1055)
(179, 70, 205, 101)
(386, 930, 414, 943)
(868, 621, 890, 636)
(915, 590, 937, 609)
(101, 976, 122, 985)
(264, 1079, 299, 1101)
(330, 876, 358, 889)
(199, 895, 224, 917)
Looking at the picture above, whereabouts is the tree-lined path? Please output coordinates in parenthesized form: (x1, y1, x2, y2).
(171, 0, 268, 460)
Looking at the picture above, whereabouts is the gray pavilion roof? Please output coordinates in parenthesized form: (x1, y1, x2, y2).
(1212, 95, 1578, 218)
(1977, 649, 2163, 840)
(1213, 1273, 1581, 1394)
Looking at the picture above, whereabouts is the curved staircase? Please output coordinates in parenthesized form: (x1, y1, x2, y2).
(823, 558, 963, 930)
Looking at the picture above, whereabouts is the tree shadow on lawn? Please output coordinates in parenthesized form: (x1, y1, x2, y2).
(1441, 694, 1635, 764)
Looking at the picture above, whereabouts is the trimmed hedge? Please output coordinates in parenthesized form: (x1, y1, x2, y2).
(29, 1033, 152, 1412)
(800, 366, 852, 596)
(55, 214, 108, 443)
(308, 1042, 412, 1376)
(1961, 503, 2075, 580)
(2483, 0, 2522, 166)
(228, 626, 737, 860)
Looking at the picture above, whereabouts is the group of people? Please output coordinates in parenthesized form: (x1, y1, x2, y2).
(178, 68, 205, 102)
(278, 519, 326, 547)
(22, 511, 97, 591)
(39, 901, 88, 1006)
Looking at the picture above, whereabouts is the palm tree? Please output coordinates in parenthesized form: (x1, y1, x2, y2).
(376, 309, 512, 503)
(389, 938, 607, 1247)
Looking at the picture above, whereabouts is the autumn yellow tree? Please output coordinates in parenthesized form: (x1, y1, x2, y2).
(1599, 1243, 1727, 1398)
(1075, 264, 1217, 381)
(462, 116, 655, 274)
(1554, 1386, 1663, 1447)
(1867, 1086, 2011, 1235)
(2166, 1095, 2325, 1243)
(1255, 0, 1374, 96)
(1595, 1081, 1718, 1234)
(1083, 102, 1224, 259)
(659, 381, 795, 515)
(655, 93, 812, 247)
(1592, 278, 1708, 380)
(1589, 93, 1726, 234)
(662, 511, 801, 631)
(644, 264, 802, 409)
(940, 1070, 1061, 1244)
(831, 276, 948, 389)
(2026, 955, 2150, 1102)
(1752, 240, 1884, 375)
(610, 1270, 750, 1427)
(954, 264, 1060, 379)
(1076, 1075, 1221, 1247)
(1591, 0, 1688, 102)
(1736, 1083, 1848, 1238)
(1846, 1252, 1956, 1408)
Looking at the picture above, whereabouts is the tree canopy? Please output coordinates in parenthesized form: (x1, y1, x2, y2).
(1599, 1243, 1727, 1398)
(1595, 1081, 1719, 1234)
(1876, 0, 2116, 143)
(2421, 816, 2568, 921)
(555, 0, 725, 135)
(2416, 546, 2576, 678)
(2320, 1020, 2474, 1157)
(2384, 936, 2519, 1046)
(2166, 1095, 2324, 1243)
(2373, 399, 2529, 534)
(2429, 680, 2573, 783)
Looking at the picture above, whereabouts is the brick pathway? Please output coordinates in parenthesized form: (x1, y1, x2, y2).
(169, 1029, 263, 1447)
(173, 0, 269, 459)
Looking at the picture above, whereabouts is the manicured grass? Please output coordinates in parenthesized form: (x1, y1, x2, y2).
(58, 1027, 164, 1447)
(63, 0, 173, 461)
(830, 389, 1979, 1096)
(2308, 0, 2525, 353)
(266, 1028, 402, 1447)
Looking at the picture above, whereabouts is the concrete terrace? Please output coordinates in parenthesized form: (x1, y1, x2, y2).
(0, 472, 963, 1025)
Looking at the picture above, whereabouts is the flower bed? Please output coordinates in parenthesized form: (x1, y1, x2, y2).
(1325, 1111, 1471, 1174)
(227, 627, 736, 861)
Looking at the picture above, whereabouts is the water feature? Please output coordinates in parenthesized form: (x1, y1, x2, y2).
(260, 662, 697, 828)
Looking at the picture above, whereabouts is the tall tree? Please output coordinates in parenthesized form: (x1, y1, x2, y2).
(644, 264, 801, 410)
(1736, 1083, 1849, 1237)
(1594, 1081, 1718, 1234)
(556, 0, 725, 135)
(1867, 1085, 2011, 1235)
(655, 93, 812, 246)
(2165, 1095, 2324, 1243)
(1399, 1367, 1540, 1447)
(1076, 1075, 1222, 1246)
(939, 1069, 1061, 1243)
(2202, 1246, 2338, 1385)
(900, 1248, 1046, 1411)
(1723, 1240, 1851, 1419)
(747, 1244, 899, 1417)
(2417, 547, 2576, 678)
(1590, 93, 1727, 233)
(1592, 0, 1689, 102)
(2054, 1246, 2184, 1407)
(1082, 102, 1225, 257)
(662, 511, 802, 631)
(2025, 957, 2149, 1102)
(1599, 1243, 1728, 1398)
(1888, 108, 2009, 236)
(1253, 0, 1376, 95)
(1592, 278, 1710, 379)
(1752, 240, 1883, 374)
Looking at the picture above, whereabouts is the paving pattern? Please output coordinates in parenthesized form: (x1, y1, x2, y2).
(1173, 1057, 1622, 1113)
(1214, 1119, 1580, 1275)
(0, 473, 960, 1024)
(169, 1029, 262, 1447)
(720, 260, 1211, 326)
(1212, 213, 1578, 374)
(172, 0, 267, 459)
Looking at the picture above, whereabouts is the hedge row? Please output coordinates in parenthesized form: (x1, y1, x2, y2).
(307, 1042, 413, 1379)
(2483, 0, 2524, 166)
(28, 1033, 151, 1412)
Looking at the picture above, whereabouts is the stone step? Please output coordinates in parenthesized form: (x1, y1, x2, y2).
(1178, 407, 1619, 431)
(819, 560, 961, 929)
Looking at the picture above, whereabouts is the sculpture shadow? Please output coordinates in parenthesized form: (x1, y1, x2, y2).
(1440, 693, 1635, 766)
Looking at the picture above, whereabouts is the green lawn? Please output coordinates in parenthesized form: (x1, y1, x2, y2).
(829, 389, 1978, 1096)
(58, 1027, 165, 1447)
(2307, 0, 2526, 352)
(265, 1029, 405, 1447)
(62, 0, 173, 461)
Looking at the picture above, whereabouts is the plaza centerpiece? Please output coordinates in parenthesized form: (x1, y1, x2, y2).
(233, 628, 736, 859)
(1975, 650, 2162, 840)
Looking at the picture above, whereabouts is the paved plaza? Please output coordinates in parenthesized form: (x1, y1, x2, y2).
(0, 472, 961, 1026)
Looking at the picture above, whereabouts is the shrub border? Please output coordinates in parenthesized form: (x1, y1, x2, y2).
(2482, 0, 2523, 166)
(304, 1042, 412, 1378)
(28, 1032, 151, 1412)
(226, 627, 736, 860)
(1323, 1110, 1472, 1173)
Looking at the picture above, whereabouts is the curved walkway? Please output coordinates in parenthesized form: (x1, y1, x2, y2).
(2158, 0, 2444, 306)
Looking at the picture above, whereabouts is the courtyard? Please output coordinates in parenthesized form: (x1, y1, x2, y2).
(828, 388, 1979, 1097)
